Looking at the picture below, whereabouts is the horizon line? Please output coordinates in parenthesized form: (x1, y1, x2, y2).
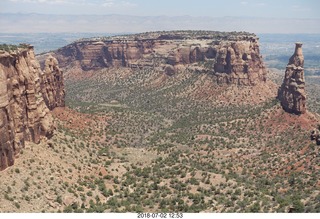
(1, 12, 319, 20)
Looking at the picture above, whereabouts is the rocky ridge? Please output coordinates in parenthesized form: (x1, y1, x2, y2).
(52, 31, 267, 86)
(278, 43, 306, 114)
(0, 45, 64, 170)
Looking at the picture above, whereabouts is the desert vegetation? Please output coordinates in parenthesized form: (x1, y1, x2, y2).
(0, 43, 29, 53)
(0, 34, 319, 212)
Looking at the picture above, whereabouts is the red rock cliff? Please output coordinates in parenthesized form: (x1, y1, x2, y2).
(53, 31, 267, 86)
(0, 46, 65, 170)
(41, 55, 65, 110)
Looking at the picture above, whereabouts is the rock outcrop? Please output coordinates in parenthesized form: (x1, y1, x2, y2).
(52, 31, 267, 86)
(311, 125, 320, 145)
(0, 45, 64, 170)
(278, 43, 306, 114)
(41, 55, 65, 110)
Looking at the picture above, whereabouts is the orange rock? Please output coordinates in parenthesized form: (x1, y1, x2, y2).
(278, 43, 306, 114)
(52, 31, 267, 86)
(0, 46, 64, 170)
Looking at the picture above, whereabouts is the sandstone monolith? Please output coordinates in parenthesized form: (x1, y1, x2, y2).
(278, 43, 306, 114)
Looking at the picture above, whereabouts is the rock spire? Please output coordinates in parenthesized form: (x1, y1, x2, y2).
(278, 43, 306, 114)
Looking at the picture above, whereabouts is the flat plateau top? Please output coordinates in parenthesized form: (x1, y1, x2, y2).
(77, 30, 257, 42)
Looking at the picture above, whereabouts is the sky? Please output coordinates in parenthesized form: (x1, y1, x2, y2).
(1, 0, 320, 19)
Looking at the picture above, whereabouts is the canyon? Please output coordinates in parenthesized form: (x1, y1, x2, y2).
(1, 31, 312, 171)
(0, 31, 319, 213)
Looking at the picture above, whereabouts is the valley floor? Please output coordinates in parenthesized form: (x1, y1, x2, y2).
(1, 68, 320, 213)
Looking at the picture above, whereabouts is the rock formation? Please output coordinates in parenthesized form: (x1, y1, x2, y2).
(278, 43, 306, 114)
(52, 31, 267, 86)
(0, 45, 65, 170)
(41, 55, 65, 110)
(311, 125, 320, 145)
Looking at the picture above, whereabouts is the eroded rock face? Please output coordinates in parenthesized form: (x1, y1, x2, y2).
(212, 39, 267, 85)
(41, 55, 65, 110)
(0, 46, 64, 170)
(278, 43, 306, 114)
(53, 31, 267, 86)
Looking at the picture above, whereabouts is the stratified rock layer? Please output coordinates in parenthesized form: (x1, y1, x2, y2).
(0, 46, 65, 170)
(278, 43, 306, 114)
(41, 55, 65, 110)
(53, 31, 267, 86)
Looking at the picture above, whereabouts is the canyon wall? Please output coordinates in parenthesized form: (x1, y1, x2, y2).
(278, 43, 306, 114)
(41, 55, 65, 110)
(53, 31, 267, 86)
(0, 46, 64, 170)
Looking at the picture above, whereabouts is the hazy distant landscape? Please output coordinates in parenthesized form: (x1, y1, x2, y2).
(1, 32, 319, 74)
(0, 32, 116, 54)
(259, 34, 320, 75)
(1, 13, 320, 34)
